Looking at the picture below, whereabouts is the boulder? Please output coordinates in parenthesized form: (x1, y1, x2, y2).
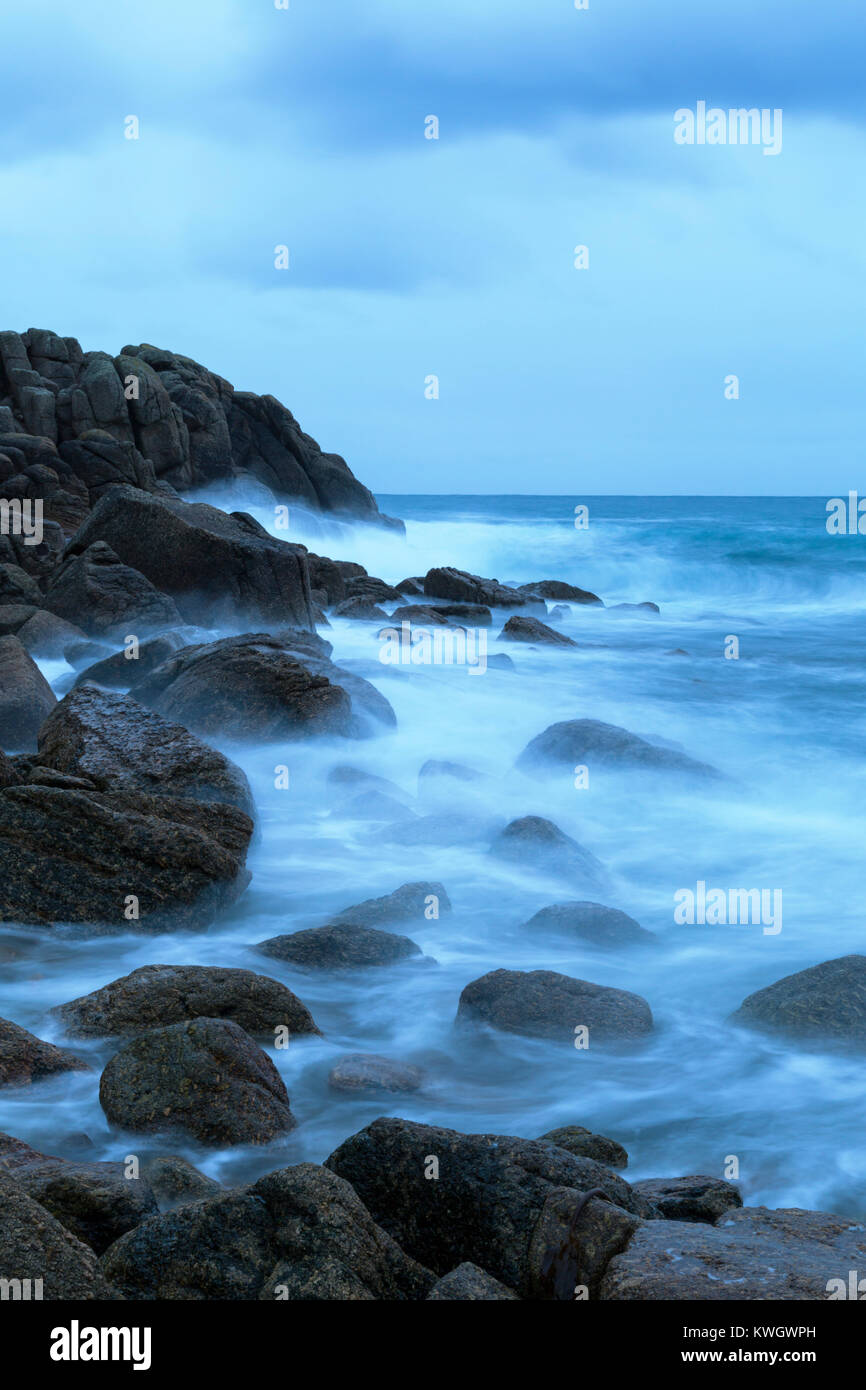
(522, 901, 656, 948)
(729, 955, 866, 1044)
(433, 603, 493, 626)
(0, 634, 56, 749)
(43, 540, 182, 637)
(516, 718, 717, 778)
(257, 923, 422, 970)
(0, 603, 38, 635)
(139, 1155, 222, 1209)
(539, 1126, 628, 1170)
(600, 1206, 866, 1300)
(0, 1016, 89, 1086)
(518, 580, 602, 605)
(498, 615, 577, 647)
(632, 1176, 742, 1223)
(387, 604, 452, 626)
(456, 968, 654, 1044)
(0, 1172, 118, 1299)
(101, 1162, 432, 1300)
(490, 816, 604, 886)
(35, 685, 253, 815)
(0, 562, 41, 605)
(345, 575, 402, 604)
(426, 1263, 520, 1300)
(326, 1116, 649, 1297)
(15, 609, 88, 658)
(328, 1054, 425, 1094)
(0, 1131, 158, 1254)
(72, 633, 186, 689)
(99, 1017, 296, 1146)
(53, 964, 320, 1040)
(423, 567, 535, 609)
(333, 597, 390, 622)
(333, 880, 451, 929)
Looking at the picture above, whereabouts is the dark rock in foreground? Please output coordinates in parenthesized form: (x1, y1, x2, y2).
(54, 964, 320, 1040)
(99, 1017, 296, 1146)
(0, 1131, 158, 1254)
(333, 880, 451, 929)
(540, 1125, 629, 1170)
(599, 1206, 866, 1300)
(456, 968, 654, 1044)
(0, 634, 56, 749)
(632, 1175, 742, 1224)
(426, 1263, 520, 1300)
(257, 923, 422, 970)
(101, 1163, 433, 1300)
(729, 955, 866, 1044)
(516, 718, 717, 778)
(0, 1172, 118, 1299)
(44, 540, 181, 637)
(498, 615, 577, 647)
(0, 1016, 89, 1086)
(522, 901, 656, 949)
(326, 1116, 649, 1297)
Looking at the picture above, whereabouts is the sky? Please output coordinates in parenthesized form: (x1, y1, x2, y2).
(1, 0, 864, 495)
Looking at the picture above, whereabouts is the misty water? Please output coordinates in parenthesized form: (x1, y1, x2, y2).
(2, 495, 864, 1219)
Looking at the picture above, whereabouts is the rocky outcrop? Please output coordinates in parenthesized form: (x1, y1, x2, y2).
(53, 964, 320, 1040)
(456, 968, 654, 1044)
(0, 634, 56, 749)
(730, 955, 866, 1044)
(99, 1017, 296, 1146)
(257, 923, 423, 970)
(0, 1172, 118, 1299)
(516, 718, 718, 778)
(0, 1016, 89, 1086)
(102, 1162, 433, 1300)
(0, 329, 396, 526)
(0, 1131, 158, 1254)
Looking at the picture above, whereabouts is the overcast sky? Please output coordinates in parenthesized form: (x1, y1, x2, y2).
(2, 0, 863, 494)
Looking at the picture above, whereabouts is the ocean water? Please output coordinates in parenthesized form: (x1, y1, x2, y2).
(2, 494, 865, 1217)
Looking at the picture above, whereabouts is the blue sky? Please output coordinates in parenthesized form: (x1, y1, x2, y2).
(1, 0, 864, 494)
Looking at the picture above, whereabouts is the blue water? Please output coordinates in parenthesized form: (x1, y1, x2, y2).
(2, 493, 865, 1219)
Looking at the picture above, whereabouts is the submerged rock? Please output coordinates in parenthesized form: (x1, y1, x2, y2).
(101, 1162, 433, 1300)
(516, 718, 717, 778)
(54, 964, 320, 1040)
(456, 968, 654, 1044)
(729, 955, 866, 1044)
(522, 901, 656, 948)
(328, 1054, 425, 1094)
(257, 923, 423, 970)
(490, 816, 604, 886)
(333, 880, 451, 928)
(99, 1017, 296, 1146)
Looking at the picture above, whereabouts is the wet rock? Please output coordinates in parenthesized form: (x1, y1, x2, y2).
(423, 567, 538, 609)
(456, 968, 654, 1044)
(632, 1176, 742, 1223)
(522, 901, 657, 948)
(43, 540, 182, 637)
(101, 1162, 433, 1300)
(257, 923, 422, 970)
(0, 1131, 158, 1253)
(0, 749, 20, 787)
(333, 596, 390, 622)
(0, 634, 56, 749)
(15, 609, 88, 659)
(0, 1016, 89, 1086)
(396, 576, 425, 596)
(305, 553, 347, 605)
(0, 562, 41, 605)
(539, 1126, 629, 1170)
(73, 633, 186, 689)
(516, 718, 717, 778)
(36, 685, 253, 815)
(326, 1116, 649, 1297)
(63, 485, 316, 629)
(490, 815, 604, 886)
(333, 880, 451, 929)
(388, 604, 452, 626)
(498, 615, 578, 647)
(729, 955, 866, 1044)
(426, 1263, 520, 1300)
(99, 1017, 296, 1146)
(0, 603, 38, 635)
(518, 580, 602, 605)
(610, 601, 659, 613)
(433, 603, 493, 626)
(0, 1172, 118, 1299)
(328, 1054, 425, 1094)
(486, 653, 515, 672)
(139, 1155, 222, 1209)
(600, 1206, 866, 1300)
(54, 964, 320, 1040)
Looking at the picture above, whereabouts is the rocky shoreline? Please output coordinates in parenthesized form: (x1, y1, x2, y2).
(1, 330, 864, 1301)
